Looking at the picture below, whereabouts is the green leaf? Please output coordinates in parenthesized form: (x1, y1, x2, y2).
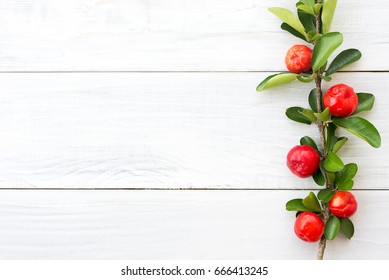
(333, 117, 381, 148)
(286, 198, 311, 212)
(313, 3, 322, 15)
(308, 88, 321, 113)
(335, 163, 358, 189)
(298, 0, 315, 11)
(285, 107, 312, 124)
(314, 107, 330, 122)
(313, 170, 325, 186)
(327, 49, 362, 76)
(326, 123, 338, 154)
(300, 109, 317, 123)
(323, 151, 344, 172)
(332, 137, 348, 153)
(327, 172, 336, 184)
(256, 73, 298, 92)
(354, 93, 375, 115)
(325, 215, 341, 240)
(302, 192, 322, 212)
(298, 10, 316, 32)
(340, 218, 355, 239)
(318, 189, 335, 203)
(312, 32, 343, 71)
(322, 75, 332, 82)
(300, 136, 319, 152)
(281, 23, 307, 41)
(297, 4, 315, 16)
(297, 75, 314, 83)
(322, 0, 337, 34)
(269, 7, 307, 38)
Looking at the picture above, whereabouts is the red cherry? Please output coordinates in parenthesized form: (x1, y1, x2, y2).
(285, 45, 313, 73)
(287, 145, 320, 178)
(294, 212, 324, 242)
(323, 84, 358, 117)
(329, 191, 358, 218)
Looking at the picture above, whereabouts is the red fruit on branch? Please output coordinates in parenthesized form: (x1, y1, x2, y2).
(324, 84, 358, 117)
(285, 45, 313, 73)
(294, 212, 324, 242)
(287, 145, 320, 178)
(329, 191, 358, 218)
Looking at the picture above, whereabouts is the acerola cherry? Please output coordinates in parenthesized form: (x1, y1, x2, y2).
(329, 191, 358, 218)
(287, 145, 320, 178)
(323, 84, 358, 117)
(285, 45, 312, 73)
(294, 212, 324, 242)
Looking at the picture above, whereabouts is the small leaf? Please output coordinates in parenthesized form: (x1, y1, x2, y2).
(327, 172, 336, 184)
(285, 107, 312, 124)
(323, 151, 344, 172)
(318, 189, 334, 203)
(325, 215, 341, 240)
(326, 123, 338, 152)
(336, 163, 358, 189)
(302, 192, 322, 212)
(297, 75, 314, 83)
(354, 93, 375, 115)
(338, 180, 354, 190)
(297, 4, 315, 15)
(313, 170, 325, 186)
(300, 136, 319, 152)
(327, 49, 362, 76)
(332, 137, 348, 153)
(281, 23, 307, 41)
(300, 109, 317, 123)
(298, 0, 315, 11)
(314, 107, 330, 122)
(308, 88, 321, 113)
(313, 3, 322, 15)
(286, 198, 311, 212)
(322, 75, 332, 82)
(312, 32, 343, 71)
(269, 7, 307, 38)
(333, 117, 381, 148)
(257, 73, 298, 92)
(322, 0, 337, 34)
(340, 218, 355, 239)
(298, 10, 316, 32)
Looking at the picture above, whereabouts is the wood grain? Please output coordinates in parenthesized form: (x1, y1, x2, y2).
(0, 72, 387, 189)
(0, 190, 387, 259)
(0, 0, 387, 71)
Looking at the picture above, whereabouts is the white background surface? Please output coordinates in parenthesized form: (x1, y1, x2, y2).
(0, 0, 388, 259)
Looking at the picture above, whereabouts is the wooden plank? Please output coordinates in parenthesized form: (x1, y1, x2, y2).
(0, 72, 387, 189)
(0, 190, 387, 259)
(0, 0, 387, 71)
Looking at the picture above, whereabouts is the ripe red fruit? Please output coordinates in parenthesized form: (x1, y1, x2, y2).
(287, 145, 320, 178)
(294, 212, 324, 242)
(285, 45, 313, 73)
(329, 191, 358, 218)
(323, 84, 358, 117)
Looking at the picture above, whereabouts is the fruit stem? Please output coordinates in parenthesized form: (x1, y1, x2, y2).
(314, 0, 330, 261)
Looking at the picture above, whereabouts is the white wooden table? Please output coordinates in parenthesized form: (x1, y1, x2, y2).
(0, 0, 388, 259)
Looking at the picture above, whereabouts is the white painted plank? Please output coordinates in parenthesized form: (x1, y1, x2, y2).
(0, 72, 387, 189)
(0, 0, 387, 71)
(0, 190, 387, 259)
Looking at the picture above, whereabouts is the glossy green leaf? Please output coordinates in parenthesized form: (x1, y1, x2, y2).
(322, 75, 332, 82)
(300, 136, 319, 152)
(333, 117, 381, 148)
(298, 10, 316, 32)
(323, 151, 344, 172)
(285, 107, 312, 124)
(340, 218, 354, 239)
(332, 137, 348, 153)
(281, 23, 307, 41)
(297, 75, 314, 83)
(326, 123, 338, 152)
(336, 163, 358, 190)
(286, 199, 311, 212)
(298, 0, 315, 11)
(338, 180, 354, 190)
(313, 3, 322, 15)
(297, 4, 314, 15)
(313, 170, 325, 186)
(327, 49, 362, 76)
(314, 107, 330, 122)
(308, 88, 321, 113)
(322, 0, 337, 34)
(269, 8, 307, 38)
(325, 215, 340, 240)
(312, 32, 343, 71)
(302, 192, 322, 212)
(256, 73, 298, 92)
(354, 93, 375, 115)
(318, 189, 334, 203)
(300, 109, 317, 123)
